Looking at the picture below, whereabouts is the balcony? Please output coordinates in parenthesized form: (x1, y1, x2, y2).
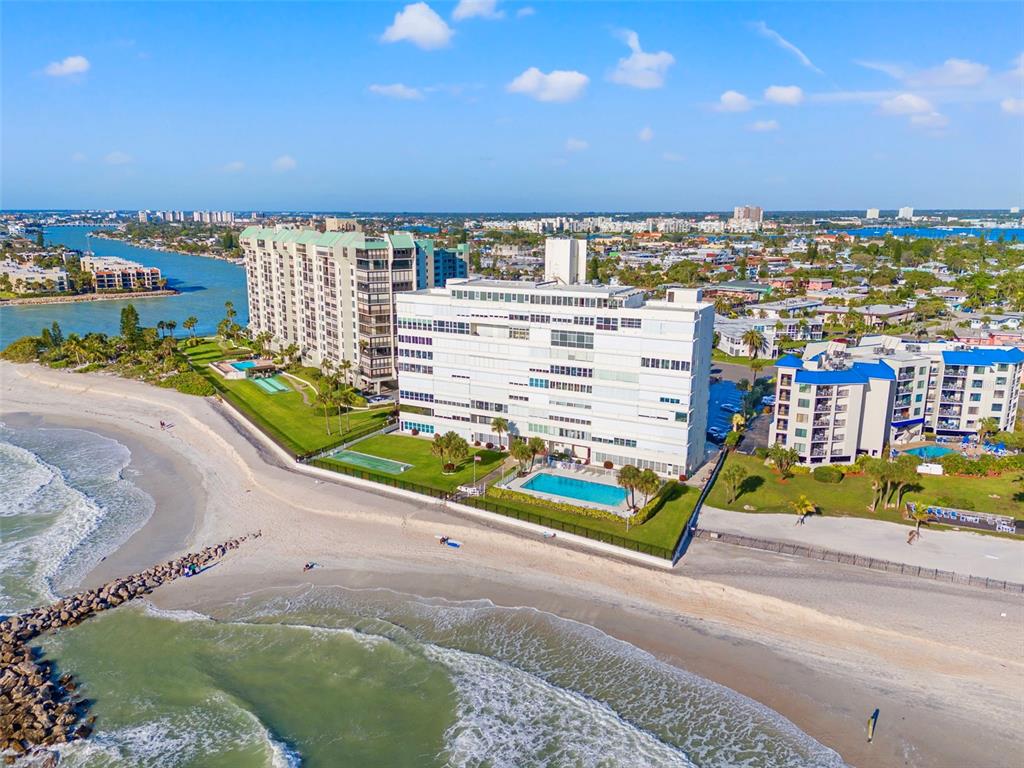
(835, 404, 848, 413)
(836, 388, 850, 398)
(941, 379, 965, 390)
(939, 407, 962, 417)
(813, 416, 832, 427)
(812, 429, 829, 442)
(816, 386, 835, 397)
(778, 392, 791, 403)
(897, 382, 914, 394)
(834, 418, 846, 428)
(815, 403, 833, 413)
(777, 405, 790, 417)
(811, 448, 827, 457)
(939, 392, 963, 403)
(944, 366, 968, 378)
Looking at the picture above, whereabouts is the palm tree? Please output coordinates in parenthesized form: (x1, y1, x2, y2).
(339, 359, 354, 386)
(314, 389, 334, 436)
(337, 387, 359, 433)
(490, 416, 509, 448)
(976, 416, 1000, 447)
(790, 494, 817, 524)
(731, 412, 746, 433)
(637, 468, 661, 506)
(156, 320, 166, 338)
(748, 357, 770, 388)
(166, 320, 177, 339)
(721, 464, 747, 504)
(183, 315, 198, 339)
(431, 432, 449, 469)
(526, 436, 546, 469)
(617, 465, 641, 509)
(510, 440, 533, 474)
(741, 328, 766, 360)
(909, 506, 931, 536)
(62, 334, 86, 366)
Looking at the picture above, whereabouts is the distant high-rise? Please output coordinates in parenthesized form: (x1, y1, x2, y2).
(732, 205, 764, 222)
(414, 239, 468, 289)
(137, 211, 149, 223)
(898, 206, 914, 220)
(543, 238, 588, 285)
(865, 208, 880, 220)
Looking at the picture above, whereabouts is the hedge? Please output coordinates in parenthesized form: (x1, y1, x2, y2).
(633, 480, 678, 525)
(812, 465, 843, 484)
(488, 485, 626, 523)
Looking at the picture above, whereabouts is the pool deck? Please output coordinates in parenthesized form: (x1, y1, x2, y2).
(503, 465, 632, 518)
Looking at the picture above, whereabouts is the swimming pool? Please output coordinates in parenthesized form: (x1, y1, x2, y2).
(231, 360, 256, 371)
(522, 473, 628, 507)
(904, 445, 956, 459)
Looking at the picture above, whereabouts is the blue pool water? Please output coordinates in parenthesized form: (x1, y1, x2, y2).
(231, 360, 256, 370)
(522, 473, 628, 507)
(904, 445, 956, 459)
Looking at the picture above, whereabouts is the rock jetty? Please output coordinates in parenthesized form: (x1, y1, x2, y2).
(1, 532, 260, 763)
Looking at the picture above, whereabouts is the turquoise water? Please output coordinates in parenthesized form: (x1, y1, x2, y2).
(834, 226, 1024, 240)
(0, 226, 248, 347)
(905, 445, 956, 459)
(523, 472, 628, 506)
(231, 360, 256, 370)
(1, 422, 847, 768)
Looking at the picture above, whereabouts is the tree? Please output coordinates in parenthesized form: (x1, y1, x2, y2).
(314, 389, 334, 436)
(36, 231, 44, 247)
(510, 439, 533, 474)
(490, 416, 509, 448)
(156, 320, 166, 338)
(637, 468, 661, 506)
(890, 454, 921, 509)
(339, 359, 354, 386)
(617, 465, 641, 509)
(767, 443, 800, 479)
(183, 315, 198, 339)
(741, 328, 766, 360)
(337, 386, 359, 433)
(909, 506, 931, 536)
(721, 464, 747, 504)
(62, 333, 86, 365)
(748, 357, 770, 388)
(166, 320, 177, 339)
(432, 431, 469, 472)
(731, 412, 746, 433)
(865, 458, 893, 512)
(977, 416, 1000, 446)
(526, 436, 546, 469)
(790, 494, 817, 523)
(120, 304, 141, 348)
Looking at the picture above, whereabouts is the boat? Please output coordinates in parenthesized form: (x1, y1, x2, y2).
(867, 708, 879, 742)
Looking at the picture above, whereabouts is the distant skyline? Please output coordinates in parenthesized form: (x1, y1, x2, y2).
(3, 2, 1023, 211)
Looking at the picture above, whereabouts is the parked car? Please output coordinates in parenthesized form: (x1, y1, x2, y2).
(719, 403, 742, 414)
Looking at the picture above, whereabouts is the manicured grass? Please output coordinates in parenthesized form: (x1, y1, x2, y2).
(482, 479, 699, 554)
(706, 453, 1024, 530)
(323, 433, 505, 492)
(182, 340, 388, 456)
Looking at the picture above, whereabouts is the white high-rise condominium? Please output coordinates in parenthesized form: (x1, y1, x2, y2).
(865, 208, 880, 220)
(732, 205, 764, 222)
(239, 227, 416, 391)
(394, 250, 714, 477)
(543, 238, 588, 284)
(898, 206, 914, 220)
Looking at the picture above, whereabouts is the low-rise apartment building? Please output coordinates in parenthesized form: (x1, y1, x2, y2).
(769, 336, 1024, 464)
(239, 227, 416, 391)
(395, 276, 714, 477)
(80, 256, 162, 291)
(0, 260, 69, 292)
(716, 312, 824, 359)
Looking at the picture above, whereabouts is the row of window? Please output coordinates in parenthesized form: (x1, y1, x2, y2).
(641, 357, 692, 372)
(551, 330, 594, 349)
(592, 436, 638, 448)
(550, 364, 593, 378)
(398, 334, 432, 345)
(450, 289, 618, 308)
(398, 348, 433, 359)
(471, 400, 508, 413)
(401, 421, 435, 434)
(400, 390, 434, 402)
(398, 363, 433, 374)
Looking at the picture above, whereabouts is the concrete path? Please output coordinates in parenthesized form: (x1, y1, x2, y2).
(701, 506, 1024, 582)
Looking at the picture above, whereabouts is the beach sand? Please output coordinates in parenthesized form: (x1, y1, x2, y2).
(3, 361, 1022, 768)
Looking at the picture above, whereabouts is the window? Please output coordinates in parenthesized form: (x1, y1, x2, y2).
(973, 366, 986, 374)
(795, 428, 807, 437)
(510, 328, 529, 340)
(550, 364, 592, 378)
(971, 380, 983, 388)
(996, 377, 1007, 385)
(398, 363, 433, 374)
(674, 412, 688, 422)
(795, 413, 808, 423)
(968, 406, 979, 415)
(992, 404, 1003, 412)
(551, 329, 593, 349)
(401, 421, 434, 434)
(798, 384, 811, 393)
(531, 314, 551, 324)
(400, 390, 434, 402)
(915, 394, 923, 402)
(573, 316, 595, 326)
(995, 390, 1006, 398)
(433, 320, 470, 334)
(641, 357, 691, 372)
(659, 396, 681, 404)
(798, 398, 810, 408)
(529, 378, 549, 389)
(621, 318, 642, 329)
(794, 443, 806, 454)
(596, 317, 618, 331)
(970, 393, 982, 402)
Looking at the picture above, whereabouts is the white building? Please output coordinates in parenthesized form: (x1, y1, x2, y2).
(137, 211, 149, 223)
(543, 238, 588, 284)
(394, 260, 714, 477)
(239, 227, 416, 391)
(0, 261, 69, 292)
(769, 337, 1024, 465)
(898, 206, 914, 220)
(865, 208, 880, 220)
(80, 256, 162, 290)
(733, 205, 764, 222)
(715, 312, 823, 359)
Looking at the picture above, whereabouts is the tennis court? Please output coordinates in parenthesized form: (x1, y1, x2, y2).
(252, 376, 291, 394)
(328, 449, 411, 474)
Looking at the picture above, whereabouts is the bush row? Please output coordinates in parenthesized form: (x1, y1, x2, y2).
(488, 485, 626, 524)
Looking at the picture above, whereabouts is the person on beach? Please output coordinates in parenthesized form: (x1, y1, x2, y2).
(440, 536, 449, 546)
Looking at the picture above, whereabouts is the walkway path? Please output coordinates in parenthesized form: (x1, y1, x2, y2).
(701, 506, 1024, 582)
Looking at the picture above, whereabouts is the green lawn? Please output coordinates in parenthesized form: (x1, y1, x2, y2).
(707, 453, 1024, 530)
(182, 340, 389, 456)
(480, 479, 699, 556)
(322, 433, 505, 492)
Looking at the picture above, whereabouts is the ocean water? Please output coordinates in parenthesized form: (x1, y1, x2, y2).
(2, 424, 847, 768)
(0, 226, 248, 348)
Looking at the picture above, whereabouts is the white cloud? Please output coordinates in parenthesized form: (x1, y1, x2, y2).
(222, 160, 246, 173)
(763, 84, 803, 105)
(70, 152, 87, 163)
(507, 67, 589, 102)
(879, 93, 934, 115)
(44, 55, 90, 77)
(565, 137, 588, 152)
(1011, 53, 1024, 78)
(638, 125, 654, 142)
(751, 21, 822, 74)
(715, 90, 753, 112)
(608, 29, 674, 89)
(453, 0, 503, 20)
(913, 58, 988, 88)
(382, 3, 453, 50)
(272, 155, 297, 172)
(856, 60, 907, 80)
(910, 112, 949, 128)
(1001, 98, 1024, 115)
(662, 151, 684, 162)
(516, 6, 535, 18)
(748, 119, 780, 132)
(103, 151, 132, 165)
(369, 83, 424, 100)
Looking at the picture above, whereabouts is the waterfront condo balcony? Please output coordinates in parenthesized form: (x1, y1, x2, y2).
(778, 391, 791, 402)
(940, 391, 963, 403)
(813, 415, 831, 427)
(944, 365, 968, 378)
(835, 404, 848, 413)
(939, 407, 962, 417)
(814, 403, 833, 413)
(897, 381, 914, 394)
(811, 447, 827, 457)
(777, 404, 790, 417)
(836, 387, 850, 398)
(937, 418, 962, 430)
(941, 378, 965, 390)
(812, 429, 829, 442)
(815, 386, 835, 397)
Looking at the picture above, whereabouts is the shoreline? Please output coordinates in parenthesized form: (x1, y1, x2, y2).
(89, 231, 243, 263)
(0, 289, 180, 308)
(2, 361, 1022, 768)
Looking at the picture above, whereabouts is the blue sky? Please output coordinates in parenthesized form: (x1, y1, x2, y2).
(3, 1, 1023, 211)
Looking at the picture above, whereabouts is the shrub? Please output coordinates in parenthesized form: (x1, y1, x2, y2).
(488, 486, 625, 523)
(159, 371, 216, 397)
(474, 440, 481, 447)
(633, 481, 680, 525)
(754, 447, 769, 459)
(410, 429, 419, 436)
(812, 465, 843, 484)
(603, 460, 614, 470)
(1, 336, 43, 362)
(678, 474, 687, 482)
(724, 431, 741, 448)
(790, 465, 810, 475)
(443, 462, 456, 473)
(485, 442, 494, 449)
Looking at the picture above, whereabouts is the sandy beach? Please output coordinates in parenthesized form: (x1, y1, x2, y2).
(2, 360, 1022, 768)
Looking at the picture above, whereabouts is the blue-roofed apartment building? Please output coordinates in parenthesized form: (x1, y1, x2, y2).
(414, 239, 469, 289)
(769, 335, 1023, 465)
